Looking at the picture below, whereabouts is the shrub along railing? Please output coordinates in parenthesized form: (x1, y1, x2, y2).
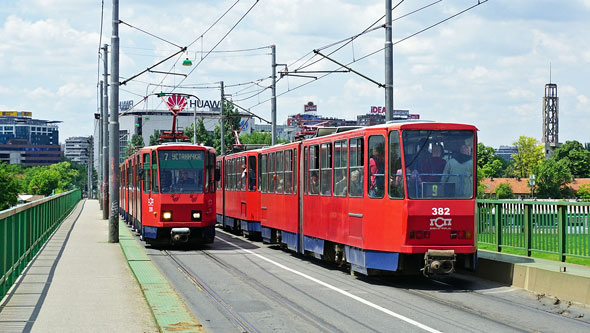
(477, 199, 590, 261)
(0, 190, 81, 300)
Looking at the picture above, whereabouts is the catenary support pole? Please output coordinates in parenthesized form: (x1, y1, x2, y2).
(108, 0, 120, 243)
(102, 44, 109, 219)
(385, 0, 394, 122)
(271, 44, 277, 145)
(98, 80, 103, 208)
(220, 81, 225, 155)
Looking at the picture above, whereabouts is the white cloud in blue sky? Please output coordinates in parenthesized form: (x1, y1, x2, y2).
(0, 0, 588, 148)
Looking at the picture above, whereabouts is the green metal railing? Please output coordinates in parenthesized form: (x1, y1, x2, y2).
(0, 190, 81, 300)
(477, 199, 590, 261)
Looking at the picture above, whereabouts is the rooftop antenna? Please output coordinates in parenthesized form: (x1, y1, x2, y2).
(549, 62, 552, 83)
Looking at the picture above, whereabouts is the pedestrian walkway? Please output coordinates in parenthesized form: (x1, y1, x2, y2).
(0, 199, 158, 332)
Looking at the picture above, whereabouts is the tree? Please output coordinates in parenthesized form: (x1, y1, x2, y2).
(494, 183, 515, 199)
(28, 169, 61, 195)
(124, 134, 145, 158)
(535, 158, 573, 199)
(552, 140, 590, 177)
(511, 136, 544, 178)
(0, 163, 20, 210)
(149, 130, 160, 146)
(184, 118, 213, 146)
(50, 161, 81, 192)
(213, 101, 242, 153)
(577, 184, 590, 200)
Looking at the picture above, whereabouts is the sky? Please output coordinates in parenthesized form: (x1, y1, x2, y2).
(0, 0, 589, 148)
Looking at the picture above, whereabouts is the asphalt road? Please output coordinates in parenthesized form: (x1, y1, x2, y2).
(146, 229, 590, 333)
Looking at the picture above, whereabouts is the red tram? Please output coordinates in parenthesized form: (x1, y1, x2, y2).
(218, 121, 478, 275)
(215, 150, 262, 237)
(120, 143, 218, 245)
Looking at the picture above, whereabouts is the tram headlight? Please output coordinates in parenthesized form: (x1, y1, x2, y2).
(162, 211, 173, 221)
(191, 210, 202, 221)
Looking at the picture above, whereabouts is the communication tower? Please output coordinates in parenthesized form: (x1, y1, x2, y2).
(542, 80, 559, 158)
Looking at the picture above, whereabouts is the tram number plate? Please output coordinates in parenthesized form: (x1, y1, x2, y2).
(432, 207, 450, 216)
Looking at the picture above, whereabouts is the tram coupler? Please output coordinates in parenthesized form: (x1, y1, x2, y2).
(422, 249, 456, 276)
(171, 228, 190, 244)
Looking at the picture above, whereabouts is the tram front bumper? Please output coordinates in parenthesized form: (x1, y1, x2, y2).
(171, 228, 191, 243)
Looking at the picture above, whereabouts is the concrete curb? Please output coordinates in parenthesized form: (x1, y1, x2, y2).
(475, 250, 590, 305)
(118, 221, 203, 332)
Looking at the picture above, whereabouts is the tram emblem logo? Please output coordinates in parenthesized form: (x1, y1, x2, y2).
(147, 198, 154, 206)
(430, 217, 452, 230)
(164, 94, 187, 114)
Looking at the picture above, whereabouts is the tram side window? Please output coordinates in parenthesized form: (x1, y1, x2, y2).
(348, 137, 364, 197)
(261, 154, 267, 193)
(388, 131, 404, 199)
(284, 150, 293, 194)
(216, 160, 222, 190)
(276, 151, 284, 194)
(241, 156, 247, 191)
(320, 143, 332, 196)
(293, 148, 297, 195)
(333, 140, 348, 197)
(206, 152, 215, 193)
(151, 151, 159, 193)
(268, 152, 276, 193)
(309, 145, 320, 195)
(231, 158, 236, 191)
(304, 147, 308, 194)
(368, 135, 385, 198)
(143, 153, 150, 193)
(248, 155, 257, 191)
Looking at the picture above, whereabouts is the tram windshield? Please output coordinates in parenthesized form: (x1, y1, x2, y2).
(402, 130, 474, 199)
(158, 150, 205, 194)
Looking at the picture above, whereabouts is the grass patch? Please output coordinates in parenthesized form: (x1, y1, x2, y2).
(478, 242, 590, 266)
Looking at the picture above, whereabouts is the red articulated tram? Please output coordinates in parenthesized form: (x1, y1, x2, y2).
(215, 149, 262, 237)
(218, 121, 478, 275)
(120, 143, 218, 245)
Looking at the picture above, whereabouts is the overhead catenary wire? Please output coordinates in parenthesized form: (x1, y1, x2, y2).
(242, 0, 487, 111)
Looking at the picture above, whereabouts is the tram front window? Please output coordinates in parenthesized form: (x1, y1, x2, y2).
(402, 130, 474, 199)
(158, 150, 205, 193)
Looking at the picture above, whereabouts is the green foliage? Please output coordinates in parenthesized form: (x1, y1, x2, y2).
(149, 130, 160, 146)
(494, 183, 515, 199)
(213, 101, 242, 153)
(124, 134, 145, 158)
(552, 140, 590, 177)
(0, 163, 20, 210)
(535, 158, 573, 199)
(184, 118, 214, 147)
(511, 136, 544, 178)
(577, 184, 590, 200)
(239, 131, 290, 145)
(28, 168, 61, 195)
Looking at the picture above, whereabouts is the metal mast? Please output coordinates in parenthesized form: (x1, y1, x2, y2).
(108, 0, 120, 242)
(384, 0, 394, 122)
(102, 44, 109, 219)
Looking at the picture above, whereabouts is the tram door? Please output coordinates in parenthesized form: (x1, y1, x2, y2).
(141, 152, 152, 227)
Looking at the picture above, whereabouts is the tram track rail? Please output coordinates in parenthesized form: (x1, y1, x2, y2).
(162, 249, 259, 333)
(198, 242, 346, 332)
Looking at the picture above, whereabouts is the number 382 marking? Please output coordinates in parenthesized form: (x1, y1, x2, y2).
(432, 207, 450, 215)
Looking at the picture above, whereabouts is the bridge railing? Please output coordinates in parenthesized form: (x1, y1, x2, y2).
(477, 199, 590, 261)
(0, 190, 81, 299)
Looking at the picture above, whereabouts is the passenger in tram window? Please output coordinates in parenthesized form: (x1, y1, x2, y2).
(349, 169, 363, 197)
(369, 145, 385, 197)
(334, 172, 347, 196)
(310, 174, 319, 194)
(442, 143, 473, 197)
(420, 143, 446, 182)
